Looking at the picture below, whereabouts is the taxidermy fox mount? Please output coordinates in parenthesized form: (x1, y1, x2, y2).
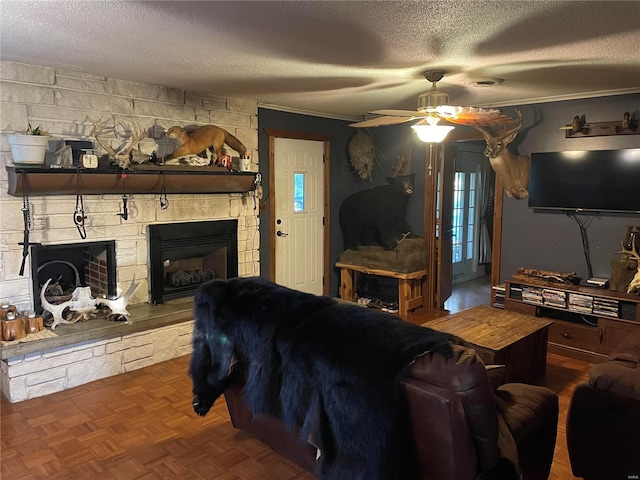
(165, 125, 247, 164)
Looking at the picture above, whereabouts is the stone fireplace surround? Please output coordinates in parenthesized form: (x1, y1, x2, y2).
(1, 210, 257, 404)
(0, 62, 260, 402)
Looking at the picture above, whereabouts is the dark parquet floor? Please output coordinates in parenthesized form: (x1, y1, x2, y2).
(1, 276, 590, 479)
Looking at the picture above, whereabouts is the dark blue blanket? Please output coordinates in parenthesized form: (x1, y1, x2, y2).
(190, 277, 455, 480)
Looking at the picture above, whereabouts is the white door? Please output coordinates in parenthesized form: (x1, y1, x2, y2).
(274, 138, 324, 295)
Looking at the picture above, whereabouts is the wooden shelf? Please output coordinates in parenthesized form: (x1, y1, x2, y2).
(6, 166, 258, 196)
(503, 279, 640, 363)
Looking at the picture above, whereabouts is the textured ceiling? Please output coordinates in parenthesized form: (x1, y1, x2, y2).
(1, 0, 639, 120)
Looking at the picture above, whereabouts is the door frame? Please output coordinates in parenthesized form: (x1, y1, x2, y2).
(265, 129, 331, 295)
(423, 129, 500, 309)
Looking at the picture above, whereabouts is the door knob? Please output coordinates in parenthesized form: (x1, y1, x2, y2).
(277, 230, 288, 237)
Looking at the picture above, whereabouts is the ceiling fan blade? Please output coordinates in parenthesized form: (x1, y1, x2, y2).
(369, 109, 425, 117)
(443, 107, 519, 126)
(349, 116, 418, 128)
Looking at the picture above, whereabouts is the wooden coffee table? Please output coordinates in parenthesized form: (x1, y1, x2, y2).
(425, 305, 553, 383)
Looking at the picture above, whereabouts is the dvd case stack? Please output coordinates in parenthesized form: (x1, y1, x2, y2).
(568, 293, 594, 314)
(593, 298, 619, 318)
(493, 284, 505, 308)
(522, 286, 544, 305)
(543, 289, 567, 308)
(510, 285, 523, 301)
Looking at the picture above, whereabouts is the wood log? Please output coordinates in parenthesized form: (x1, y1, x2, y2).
(2, 317, 26, 341)
(516, 267, 578, 284)
(25, 315, 44, 334)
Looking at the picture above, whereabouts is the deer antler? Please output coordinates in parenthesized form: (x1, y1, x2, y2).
(92, 116, 117, 157)
(96, 275, 140, 318)
(115, 121, 147, 157)
(92, 118, 148, 168)
(619, 241, 640, 294)
(473, 109, 523, 154)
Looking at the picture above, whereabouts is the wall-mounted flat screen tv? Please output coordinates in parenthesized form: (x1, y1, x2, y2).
(528, 148, 640, 213)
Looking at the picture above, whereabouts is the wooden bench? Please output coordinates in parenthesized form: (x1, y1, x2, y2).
(335, 261, 427, 315)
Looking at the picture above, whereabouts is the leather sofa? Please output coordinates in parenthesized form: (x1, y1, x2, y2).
(224, 343, 559, 480)
(567, 330, 640, 480)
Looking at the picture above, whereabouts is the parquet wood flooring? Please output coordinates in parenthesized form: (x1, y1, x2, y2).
(2, 277, 590, 479)
(1, 351, 589, 480)
(1, 357, 316, 480)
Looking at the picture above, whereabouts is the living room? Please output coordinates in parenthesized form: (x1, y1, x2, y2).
(1, 2, 639, 479)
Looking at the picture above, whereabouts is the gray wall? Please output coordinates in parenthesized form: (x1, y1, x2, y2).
(257, 108, 352, 296)
(500, 94, 640, 282)
(258, 94, 640, 296)
(257, 109, 431, 296)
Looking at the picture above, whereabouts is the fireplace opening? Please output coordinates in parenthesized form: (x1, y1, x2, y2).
(30, 241, 117, 314)
(148, 220, 238, 304)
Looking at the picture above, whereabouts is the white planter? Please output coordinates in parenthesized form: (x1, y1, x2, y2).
(8, 134, 50, 165)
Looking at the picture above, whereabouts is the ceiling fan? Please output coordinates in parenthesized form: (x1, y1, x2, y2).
(349, 71, 519, 133)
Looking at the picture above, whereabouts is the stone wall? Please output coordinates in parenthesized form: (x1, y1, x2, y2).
(0, 61, 260, 311)
(0, 61, 260, 402)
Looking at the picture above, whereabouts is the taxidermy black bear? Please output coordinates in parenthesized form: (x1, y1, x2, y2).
(339, 173, 415, 250)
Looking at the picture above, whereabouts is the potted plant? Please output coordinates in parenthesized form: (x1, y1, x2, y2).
(8, 123, 50, 165)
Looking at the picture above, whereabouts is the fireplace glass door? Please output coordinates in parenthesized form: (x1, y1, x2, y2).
(149, 220, 238, 304)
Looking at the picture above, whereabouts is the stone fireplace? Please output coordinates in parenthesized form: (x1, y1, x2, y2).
(1, 62, 260, 402)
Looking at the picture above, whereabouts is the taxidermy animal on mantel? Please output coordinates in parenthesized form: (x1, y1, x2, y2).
(472, 109, 530, 199)
(164, 125, 247, 165)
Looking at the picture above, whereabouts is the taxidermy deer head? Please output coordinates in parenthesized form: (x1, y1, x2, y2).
(472, 109, 530, 199)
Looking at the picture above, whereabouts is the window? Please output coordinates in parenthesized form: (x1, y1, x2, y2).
(452, 172, 464, 263)
(452, 171, 478, 263)
(293, 173, 305, 212)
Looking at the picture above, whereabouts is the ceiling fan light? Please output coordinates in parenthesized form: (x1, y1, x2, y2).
(411, 124, 454, 143)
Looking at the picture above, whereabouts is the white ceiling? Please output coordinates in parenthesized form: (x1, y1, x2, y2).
(1, 1, 639, 120)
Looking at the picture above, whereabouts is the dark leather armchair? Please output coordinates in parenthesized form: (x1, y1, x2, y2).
(225, 344, 559, 480)
(567, 330, 640, 480)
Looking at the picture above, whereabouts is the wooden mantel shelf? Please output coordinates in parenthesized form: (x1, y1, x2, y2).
(6, 166, 258, 196)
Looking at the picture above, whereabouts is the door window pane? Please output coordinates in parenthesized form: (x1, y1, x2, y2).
(452, 172, 465, 264)
(294, 173, 305, 212)
(466, 172, 477, 260)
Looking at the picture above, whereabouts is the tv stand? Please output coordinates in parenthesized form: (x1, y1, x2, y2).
(503, 279, 640, 363)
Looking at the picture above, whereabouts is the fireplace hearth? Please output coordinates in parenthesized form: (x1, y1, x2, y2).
(148, 220, 238, 304)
